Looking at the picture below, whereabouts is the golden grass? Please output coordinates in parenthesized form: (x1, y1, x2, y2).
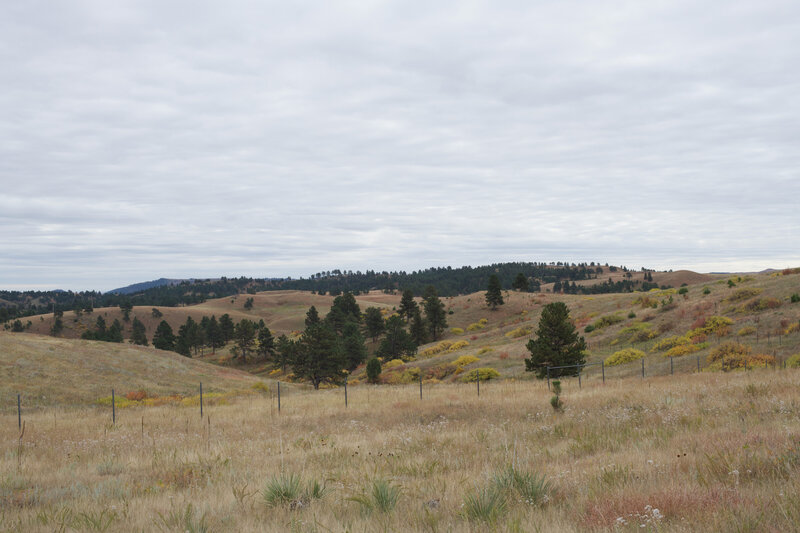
(0, 333, 261, 409)
(2, 369, 800, 531)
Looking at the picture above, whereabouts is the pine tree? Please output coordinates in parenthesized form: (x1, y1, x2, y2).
(398, 289, 418, 323)
(275, 334, 297, 373)
(152, 320, 176, 351)
(423, 286, 447, 340)
(485, 274, 504, 310)
(131, 317, 148, 346)
(108, 319, 124, 343)
(234, 319, 257, 361)
(293, 323, 346, 389)
(219, 314, 235, 342)
(305, 306, 321, 328)
(377, 315, 417, 361)
(364, 307, 385, 342)
(512, 272, 530, 292)
(257, 326, 275, 360)
(366, 358, 382, 383)
(409, 308, 428, 346)
(205, 315, 225, 354)
(525, 302, 586, 379)
(341, 321, 367, 370)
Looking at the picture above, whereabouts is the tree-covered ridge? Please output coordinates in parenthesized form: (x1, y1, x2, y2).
(0, 262, 654, 323)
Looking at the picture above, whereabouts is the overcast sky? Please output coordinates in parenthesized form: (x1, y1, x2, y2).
(2, 1, 799, 291)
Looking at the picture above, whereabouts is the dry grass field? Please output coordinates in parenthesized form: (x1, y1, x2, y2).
(2, 369, 800, 532)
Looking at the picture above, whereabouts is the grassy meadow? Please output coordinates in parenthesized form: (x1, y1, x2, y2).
(3, 267, 800, 530)
(3, 369, 800, 531)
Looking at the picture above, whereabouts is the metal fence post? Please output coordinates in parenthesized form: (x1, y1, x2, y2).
(578, 373, 581, 389)
(112, 389, 116, 425)
(17, 394, 21, 430)
(199, 382, 203, 418)
(419, 375, 423, 400)
(641, 359, 645, 379)
(670, 356, 674, 375)
(697, 355, 700, 373)
(277, 381, 281, 413)
(601, 361, 605, 384)
(344, 376, 348, 407)
(476, 369, 480, 397)
(546, 367, 551, 391)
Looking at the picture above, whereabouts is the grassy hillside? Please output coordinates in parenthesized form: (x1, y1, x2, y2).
(0, 333, 263, 411)
(13, 269, 800, 386)
(2, 369, 800, 531)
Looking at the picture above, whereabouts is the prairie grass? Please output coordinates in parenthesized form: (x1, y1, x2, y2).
(3, 369, 800, 531)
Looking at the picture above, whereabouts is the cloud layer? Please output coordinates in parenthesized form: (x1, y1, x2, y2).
(2, 1, 799, 290)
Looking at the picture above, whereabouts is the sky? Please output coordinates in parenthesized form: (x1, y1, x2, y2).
(2, 1, 799, 291)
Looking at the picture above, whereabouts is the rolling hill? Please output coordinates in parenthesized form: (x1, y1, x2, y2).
(0, 333, 262, 411)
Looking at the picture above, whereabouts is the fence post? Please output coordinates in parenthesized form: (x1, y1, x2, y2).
(601, 362, 605, 384)
(277, 381, 281, 413)
(578, 372, 581, 389)
(670, 356, 674, 375)
(17, 394, 21, 430)
(697, 356, 700, 373)
(199, 382, 203, 418)
(419, 375, 423, 400)
(344, 376, 348, 407)
(476, 369, 480, 397)
(546, 367, 551, 391)
(112, 389, 116, 425)
(641, 359, 645, 379)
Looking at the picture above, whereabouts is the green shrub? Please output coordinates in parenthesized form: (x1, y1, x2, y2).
(584, 324, 595, 333)
(791, 293, 800, 303)
(627, 311, 636, 319)
(263, 473, 302, 506)
(605, 348, 646, 366)
(350, 479, 400, 514)
(703, 287, 711, 295)
(462, 485, 506, 523)
(366, 358, 382, 383)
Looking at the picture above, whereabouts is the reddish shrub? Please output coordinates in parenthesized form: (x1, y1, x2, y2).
(126, 390, 147, 401)
(499, 352, 509, 360)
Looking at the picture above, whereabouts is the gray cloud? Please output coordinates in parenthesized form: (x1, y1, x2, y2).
(1, 0, 799, 290)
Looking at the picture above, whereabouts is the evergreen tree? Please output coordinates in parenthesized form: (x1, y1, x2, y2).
(205, 315, 225, 354)
(119, 301, 133, 321)
(50, 317, 64, 336)
(485, 274, 504, 310)
(275, 334, 297, 373)
(152, 320, 176, 351)
(219, 313, 235, 342)
(409, 307, 427, 346)
(131, 317, 148, 345)
(525, 302, 586, 379)
(363, 307, 385, 342)
(233, 319, 257, 361)
(512, 272, 530, 292)
(293, 323, 346, 389)
(398, 289, 418, 323)
(305, 306, 321, 328)
(243, 297, 254, 310)
(366, 358, 382, 383)
(377, 315, 417, 361)
(257, 325, 275, 360)
(341, 321, 367, 370)
(331, 292, 361, 321)
(108, 319, 124, 343)
(423, 286, 447, 340)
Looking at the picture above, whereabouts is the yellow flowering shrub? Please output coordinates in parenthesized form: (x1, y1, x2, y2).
(450, 327, 464, 335)
(604, 348, 646, 366)
(459, 367, 501, 382)
(420, 341, 453, 357)
(505, 327, 531, 338)
(384, 359, 405, 369)
(447, 340, 470, 352)
(451, 355, 480, 367)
